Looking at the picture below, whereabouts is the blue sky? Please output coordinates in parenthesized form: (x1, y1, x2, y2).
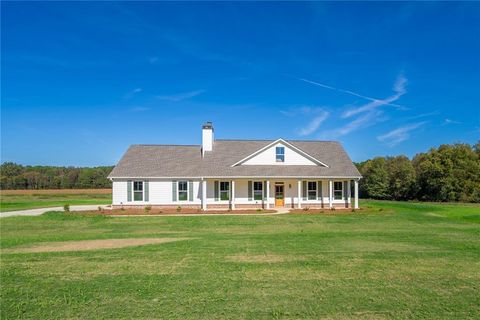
(2, 2, 479, 166)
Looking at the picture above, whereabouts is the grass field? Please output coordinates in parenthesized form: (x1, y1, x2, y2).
(1, 200, 479, 319)
(0, 189, 111, 212)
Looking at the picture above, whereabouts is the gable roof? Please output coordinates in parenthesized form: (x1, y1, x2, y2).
(230, 138, 328, 167)
(108, 140, 361, 178)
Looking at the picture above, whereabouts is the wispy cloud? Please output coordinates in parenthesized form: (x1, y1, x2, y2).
(319, 110, 386, 139)
(405, 111, 439, 120)
(444, 118, 462, 125)
(280, 107, 330, 136)
(123, 88, 142, 99)
(156, 89, 205, 102)
(297, 76, 405, 110)
(342, 74, 407, 118)
(377, 122, 426, 147)
(298, 110, 330, 136)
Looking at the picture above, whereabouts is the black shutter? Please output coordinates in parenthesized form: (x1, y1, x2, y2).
(172, 181, 177, 202)
(214, 181, 219, 201)
(248, 181, 252, 201)
(302, 181, 307, 200)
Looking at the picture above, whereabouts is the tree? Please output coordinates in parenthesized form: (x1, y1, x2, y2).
(0, 162, 113, 190)
(387, 156, 416, 200)
(359, 157, 390, 199)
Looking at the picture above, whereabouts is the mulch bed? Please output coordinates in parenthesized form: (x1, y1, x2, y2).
(289, 208, 361, 215)
(75, 208, 277, 215)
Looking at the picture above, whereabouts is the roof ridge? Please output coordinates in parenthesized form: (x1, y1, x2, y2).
(215, 139, 338, 143)
(132, 144, 200, 147)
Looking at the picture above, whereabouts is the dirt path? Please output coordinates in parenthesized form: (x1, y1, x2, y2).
(3, 237, 191, 253)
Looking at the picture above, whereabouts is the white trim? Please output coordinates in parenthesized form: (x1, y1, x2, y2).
(111, 175, 362, 179)
(252, 180, 263, 202)
(333, 181, 344, 201)
(275, 146, 285, 162)
(201, 180, 207, 210)
(230, 139, 329, 167)
(231, 180, 235, 210)
(328, 180, 333, 209)
(354, 179, 359, 209)
(297, 180, 302, 209)
(177, 180, 189, 202)
(132, 180, 144, 202)
(347, 180, 351, 205)
(219, 180, 230, 201)
(265, 180, 270, 209)
(306, 180, 318, 201)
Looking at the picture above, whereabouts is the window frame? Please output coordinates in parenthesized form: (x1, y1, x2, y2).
(253, 181, 263, 201)
(219, 181, 230, 201)
(133, 181, 144, 202)
(307, 181, 317, 200)
(276, 146, 285, 162)
(333, 181, 343, 200)
(177, 180, 189, 202)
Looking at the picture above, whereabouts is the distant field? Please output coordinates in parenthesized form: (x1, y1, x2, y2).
(1, 200, 479, 319)
(0, 189, 111, 212)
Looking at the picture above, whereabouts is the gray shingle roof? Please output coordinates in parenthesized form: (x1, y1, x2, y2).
(108, 140, 361, 178)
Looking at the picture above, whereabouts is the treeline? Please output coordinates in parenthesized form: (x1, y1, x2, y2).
(356, 142, 480, 203)
(0, 163, 114, 189)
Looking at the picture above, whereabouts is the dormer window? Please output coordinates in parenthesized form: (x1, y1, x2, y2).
(276, 146, 285, 162)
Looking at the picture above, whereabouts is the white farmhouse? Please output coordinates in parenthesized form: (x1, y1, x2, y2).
(109, 122, 362, 210)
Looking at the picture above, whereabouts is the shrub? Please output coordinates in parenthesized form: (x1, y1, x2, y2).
(176, 206, 182, 212)
(144, 206, 151, 213)
(303, 207, 310, 211)
(256, 208, 263, 212)
(351, 208, 356, 213)
(98, 206, 102, 212)
(63, 204, 70, 212)
(120, 206, 125, 211)
(330, 207, 336, 211)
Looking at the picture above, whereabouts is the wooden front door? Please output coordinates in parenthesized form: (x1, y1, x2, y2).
(275, 184, 284, 207)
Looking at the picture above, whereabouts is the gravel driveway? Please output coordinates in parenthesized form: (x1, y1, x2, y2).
(0, 205, 111, 218)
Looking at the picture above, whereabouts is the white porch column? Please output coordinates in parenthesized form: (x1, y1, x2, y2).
(231, 180, 235, 210)
(265, 180, 270, 209)
(328, 180, 333, 209)
(201, 179, 207, 211)
(347, 180, 351, 208)
(354, 180, 359, 209)
(297, 180, 302, 209)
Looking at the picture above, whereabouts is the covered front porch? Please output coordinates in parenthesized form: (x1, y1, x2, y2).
(200, 178, 359, 210)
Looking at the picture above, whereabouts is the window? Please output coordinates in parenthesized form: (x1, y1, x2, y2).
(307, 181, 317, 200)
(334, 182, 343, 200)
(253, 181, 263, 200)
(133, 181, 143, 201)
(178, 181, 188, 201)
(220, 181, 230, 201)
(276, 146, 285, 162)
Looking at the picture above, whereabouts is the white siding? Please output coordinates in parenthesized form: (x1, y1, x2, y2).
(242, 142, 317, 166)
(112, 178, 350, 206)
(112, 179, 202, 205)
(112, 180, 128, 205)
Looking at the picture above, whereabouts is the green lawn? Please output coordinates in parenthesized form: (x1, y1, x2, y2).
(1, 201, 479, 319)
(0, 191, 111, 212)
